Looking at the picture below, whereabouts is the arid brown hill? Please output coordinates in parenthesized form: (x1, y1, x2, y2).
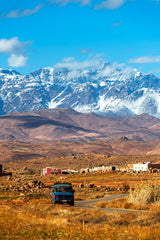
(1, 140, 160, 170)
(0, 108, 160, 142)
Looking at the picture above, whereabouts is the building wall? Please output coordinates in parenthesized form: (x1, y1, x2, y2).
(150, 164, 160, 169)
(133, 164, 149, 171)
(42, 167, 62, 176)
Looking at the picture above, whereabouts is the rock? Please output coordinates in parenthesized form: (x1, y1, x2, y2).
(152, 168, 158, 173)
(28, 180, 37, 187)
(89, 183, 94, 188)
(15, 178, 21, 182)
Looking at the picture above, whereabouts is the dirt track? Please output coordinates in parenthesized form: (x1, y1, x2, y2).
(75, 193, 149, 214)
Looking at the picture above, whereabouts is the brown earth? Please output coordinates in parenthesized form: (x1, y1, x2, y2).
(1, 140, 160, 172)
(1, 108, 160, 172)
(0, 108, 160, 142)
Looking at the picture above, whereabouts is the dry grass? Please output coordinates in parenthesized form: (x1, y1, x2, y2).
(1, 192, 160, 239)
(128, 181, 160, 205)
(96, 198, 150, 210)
(2, 172, 160, 239)
(74, 189, 105, 201)
(96, 181, 160, 211)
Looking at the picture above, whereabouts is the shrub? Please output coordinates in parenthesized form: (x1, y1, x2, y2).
(128, 181, 160, 205)
(24, 169, 36, 175)
(122, 181, 130, 191)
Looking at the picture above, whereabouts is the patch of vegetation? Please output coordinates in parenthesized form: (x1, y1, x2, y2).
(24, 168, 37, 175)
(0, 196, 20, 200)
(128, 181, 160, 205)
(1, 187, 160, 240)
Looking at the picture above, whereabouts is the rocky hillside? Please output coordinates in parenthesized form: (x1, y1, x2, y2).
(0, 108, 160, 142)
(0, 61, 160, 117)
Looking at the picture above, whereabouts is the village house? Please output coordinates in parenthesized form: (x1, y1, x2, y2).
(133, 162, 160, 172)
(80, 166, 116, 174)
(133, 162, 151, 171)
(41, 167, 62, 176)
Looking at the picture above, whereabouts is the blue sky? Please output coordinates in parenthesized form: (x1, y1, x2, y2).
(1, 0, 160, 76)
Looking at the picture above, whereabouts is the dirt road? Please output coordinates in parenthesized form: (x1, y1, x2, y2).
(75, 193, 149, 214)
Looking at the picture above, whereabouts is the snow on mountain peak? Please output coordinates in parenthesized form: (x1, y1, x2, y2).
(0, 61, 160, 118)
(0, 68, 21, 76)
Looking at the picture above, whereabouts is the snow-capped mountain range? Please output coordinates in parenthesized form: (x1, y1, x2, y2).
(0, 60, 160, 118)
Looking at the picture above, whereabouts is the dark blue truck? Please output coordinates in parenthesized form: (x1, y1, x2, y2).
(51, 183, 74, 206)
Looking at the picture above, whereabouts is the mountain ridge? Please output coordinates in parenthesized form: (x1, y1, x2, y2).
(0, 108, 160, 142)
(0, 61, 160, 117)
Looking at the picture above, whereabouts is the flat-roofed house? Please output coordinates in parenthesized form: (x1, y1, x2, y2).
(42, 167, 62, 176)
(133, 162, 151, 171)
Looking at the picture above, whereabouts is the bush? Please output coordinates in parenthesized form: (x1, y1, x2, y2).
(128, 181, 160, 205)
(122, 181, 130, 191)
(24, 169, 36, 175)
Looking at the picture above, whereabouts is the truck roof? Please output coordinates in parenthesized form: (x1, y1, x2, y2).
(54, 184, 72, 187)
(53, 182, 72, 186)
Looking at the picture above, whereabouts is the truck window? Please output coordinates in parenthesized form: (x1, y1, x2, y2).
(55, 186, 72, 192)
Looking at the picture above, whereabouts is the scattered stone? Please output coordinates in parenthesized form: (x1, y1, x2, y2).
(15, 178, 21, 182)
(89, 183, 94, 188)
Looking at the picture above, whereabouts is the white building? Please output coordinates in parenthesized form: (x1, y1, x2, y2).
(133, 162, 151, 171)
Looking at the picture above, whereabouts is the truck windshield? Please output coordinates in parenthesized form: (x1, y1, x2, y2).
(54, 186, 73, 192)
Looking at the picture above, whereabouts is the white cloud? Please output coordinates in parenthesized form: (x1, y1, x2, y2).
(0, 37, 26, 54)
(110, 20, 123, 27)
(8, 54, 28, 67)
(54, 55, 106, 70)
(81, 48, 93, 54)
(129, 56, 160, 63)
(0, 37, 32, 68)
(63, 57, 75, 62)
(48, 0, 91, 6)
(6, 4, 43, 18)
(95, 0, 126, 10)
(6, 10, 19, 19)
